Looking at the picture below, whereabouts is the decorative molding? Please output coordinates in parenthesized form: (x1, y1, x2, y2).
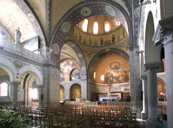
(144, 62, 162, 71)
(45, 0, 51, 42)
(0, 39, 43, 63)
(153, 17, 173, 47)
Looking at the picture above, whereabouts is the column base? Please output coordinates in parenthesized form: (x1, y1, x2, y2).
(146, 119, 162, 128)
(141, 111, 148, 120)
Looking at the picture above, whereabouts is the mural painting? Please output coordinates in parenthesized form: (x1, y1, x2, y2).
(60, 59, 80, 81)
(105, 61, 129, 84)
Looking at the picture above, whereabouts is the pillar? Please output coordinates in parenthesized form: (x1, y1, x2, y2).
(10, 81, 20, 108)
(36, 85, 43, 106)
(153, 18, 173, 128)
(140, 75, 148, 119)
(81, 79, 87, 100)
(145, 63, 162, 128)
(28, 88, 32, 107)
(129, 47, 142, 118)
(163, 33, 173, 128)
(43, 65, 60, 105)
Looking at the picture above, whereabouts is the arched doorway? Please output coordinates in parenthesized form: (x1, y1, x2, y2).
(0, 68, 11, 105)
(157, 78, 166, 100)
(70, 84, 81, 101)
(60, 85, 64, 100)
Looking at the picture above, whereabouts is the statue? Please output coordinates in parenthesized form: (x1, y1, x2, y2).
(99, 37, 104, 46)
(15, 27, 21, 44)
(112, 34, 115, 43)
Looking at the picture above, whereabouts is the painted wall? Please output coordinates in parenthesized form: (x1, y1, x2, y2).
(70, 84, 81, 100)
(92, 54, 129, 83)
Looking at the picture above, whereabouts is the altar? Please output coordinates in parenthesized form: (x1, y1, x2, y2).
(99, 94, 120, 102)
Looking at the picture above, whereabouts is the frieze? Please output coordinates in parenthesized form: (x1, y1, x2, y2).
(2, 56, 29, 71)
(2, 56, 43, 74)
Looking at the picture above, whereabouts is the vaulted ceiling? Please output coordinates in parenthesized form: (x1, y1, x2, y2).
(0, 0, 132, 63)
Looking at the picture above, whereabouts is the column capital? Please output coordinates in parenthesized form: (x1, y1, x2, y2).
(144, 63, 162, 71)
(10, 81, 21, 86)
(140, 75, 147, 80)
(153, 17, 173, 47)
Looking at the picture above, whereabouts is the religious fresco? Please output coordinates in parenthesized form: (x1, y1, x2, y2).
(73, 25, 127, 48)
(60, 59, 80, 81)
(70, 68, 81, 81)
(72, 15, 128, 48)
(105, 61, 129, 84)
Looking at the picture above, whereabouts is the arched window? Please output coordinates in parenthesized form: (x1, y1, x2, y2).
(0, 82, 8, 96)
(32, 88, 38, 100)
(82, 19, 88, 32)
(93, 21, 98, 34)
(104, 20, 110, 32)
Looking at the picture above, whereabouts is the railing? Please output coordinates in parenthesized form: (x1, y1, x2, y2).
(0, 39, 43, 63)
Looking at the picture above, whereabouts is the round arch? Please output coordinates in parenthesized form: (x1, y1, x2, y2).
(87, 48, 129, 100)
(64, 40, 87, 79)
(157, 77, 166, 99)
(144, 11, 162, 64)
(60, 85, 65, 100)
(70, 84, 81, 101)
(18, 65, 43, 85)
(88, 48, 129, 77)
(0, 57, 17, 81)
(50, 0, 132, 66)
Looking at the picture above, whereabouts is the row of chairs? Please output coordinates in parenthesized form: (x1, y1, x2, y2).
(10, 104, 145, 128)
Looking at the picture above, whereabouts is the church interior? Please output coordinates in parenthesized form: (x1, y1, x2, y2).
(0, 0, 172, 128)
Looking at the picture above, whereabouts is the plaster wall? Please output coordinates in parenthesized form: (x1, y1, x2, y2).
(27, 0, 46, 32)
(51, 0, 84, 34)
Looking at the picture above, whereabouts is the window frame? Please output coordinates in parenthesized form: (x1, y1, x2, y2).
(104, 19, 111, 32)
(82, 18, 88, 32)
(93, 20, 99, 35)
(0, 81, 10, 98)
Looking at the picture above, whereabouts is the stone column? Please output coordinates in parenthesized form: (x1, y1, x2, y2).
(10, 81, 20, 108)
(43, 64, 60, 105)
(145, 63, 162, 128)
(28, 88, 32, 107)
(81, 79, 87, 100)
(163, 32, 173, 128)
(153, 18, 173, 128)
(140, 75, 148, 119)
(129, 47, 142, 118)
(36, 85, 43, 106)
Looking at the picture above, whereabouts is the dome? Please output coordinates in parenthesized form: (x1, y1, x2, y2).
(73, 15, 127, 48)
(76, 15, 121, 35)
